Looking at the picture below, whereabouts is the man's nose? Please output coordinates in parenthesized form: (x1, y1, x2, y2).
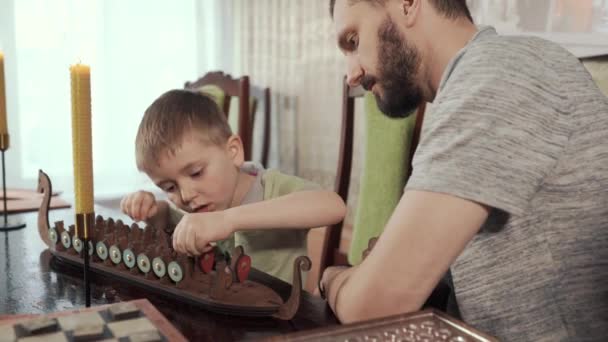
(346, 56, 364, 87)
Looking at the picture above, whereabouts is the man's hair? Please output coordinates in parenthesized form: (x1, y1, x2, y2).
(135, 89, 232, 172)
(329, 0, 472, 22)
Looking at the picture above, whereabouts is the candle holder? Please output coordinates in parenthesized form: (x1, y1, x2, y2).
(76, 212, 94, 307)
(0, 133, 25, 231)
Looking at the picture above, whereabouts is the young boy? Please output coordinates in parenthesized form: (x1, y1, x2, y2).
(120, 89, 346, 283)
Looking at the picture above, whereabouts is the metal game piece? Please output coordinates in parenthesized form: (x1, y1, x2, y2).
(96, 241, 108, 260)
(137, 254, 151, 274)
(61, 231, 71, 249)
(109, 245, 122, 265)
(152, 257, 166, 278)
(123, 249, 136, 269)
(73, 236, 83, 253)
(167, 261, 183, 283)
(87, 240, 94, 256)
(48, 227, 58, 244)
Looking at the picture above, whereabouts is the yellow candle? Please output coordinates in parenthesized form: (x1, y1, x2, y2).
(70, 63, 94, 214)
(0, 52, 8, 135)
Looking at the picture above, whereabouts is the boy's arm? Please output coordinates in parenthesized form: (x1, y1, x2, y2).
(225, 189, 346, 232)
(172, 170, 346, 256)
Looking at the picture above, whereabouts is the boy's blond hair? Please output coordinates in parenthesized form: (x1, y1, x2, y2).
(135, 89, 232, 172)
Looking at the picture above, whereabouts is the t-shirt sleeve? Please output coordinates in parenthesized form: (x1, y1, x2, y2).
(406, 42, 570, 216)
(262, 169, 321, 200)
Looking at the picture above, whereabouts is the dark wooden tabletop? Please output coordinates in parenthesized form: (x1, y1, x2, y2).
(0, 205, 338, 341)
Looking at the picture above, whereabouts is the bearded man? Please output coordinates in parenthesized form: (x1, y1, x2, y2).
(322, 1, 608, 341)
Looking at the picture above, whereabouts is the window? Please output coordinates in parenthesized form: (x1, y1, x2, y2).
(3, 0, 201, 200)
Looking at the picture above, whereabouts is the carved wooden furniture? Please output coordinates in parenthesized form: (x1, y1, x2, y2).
(250, 84, 272, 167)
(319, 78, 426, 273)
(37, 170, 309, 320)
(185, 71, 253, 161)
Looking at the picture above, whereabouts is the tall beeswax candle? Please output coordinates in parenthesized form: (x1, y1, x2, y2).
(70, 63, 94, 215)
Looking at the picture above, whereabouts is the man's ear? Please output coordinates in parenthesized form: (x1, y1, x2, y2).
(226, 134, 245, 166)
(401, 0, 419, 27)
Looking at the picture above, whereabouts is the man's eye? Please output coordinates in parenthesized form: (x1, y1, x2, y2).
(164, 185, 176, 193)
(191, 169, 203, 178)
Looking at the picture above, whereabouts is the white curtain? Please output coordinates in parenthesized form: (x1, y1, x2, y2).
(0, 0, 224, 201)
(468, 0, 608, 57)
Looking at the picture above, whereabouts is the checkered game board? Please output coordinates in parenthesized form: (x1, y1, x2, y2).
(0, 301, 176, 342)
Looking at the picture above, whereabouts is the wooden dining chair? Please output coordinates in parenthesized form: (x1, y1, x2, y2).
(250, 85, 272, 168)
(185, 71, 252, 161)
(319, 77, 426, 274)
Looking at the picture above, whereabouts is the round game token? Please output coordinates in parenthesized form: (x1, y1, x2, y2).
(72, 236, 83, 253)
(167, 261, 183, 283)
(152, 257, 166, 278)
(199, 250, 215, 274)
(48, 228, 58, 244)
(137, 254, 151, 274)
(235, 254, 252, 282)
(96, 241, 108, 260)
(61, 231, 72, 249)
(123, 249, 136, 269)
(109, 245, 122, 264)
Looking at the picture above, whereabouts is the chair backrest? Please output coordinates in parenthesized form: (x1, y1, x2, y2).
(318, 77, 426, 274)
(185, 71, 252, 161)
(250, 85, 272, 168)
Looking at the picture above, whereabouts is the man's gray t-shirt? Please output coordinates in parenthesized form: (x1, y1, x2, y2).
(407, 26, 608, 341)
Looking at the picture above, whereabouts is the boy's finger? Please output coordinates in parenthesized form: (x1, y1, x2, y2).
(148, 202, 158, 218)
(119, 197, 127, 213)
(141, 196, 154, 220)
(132, 196, 143, 221)
(173, 223, 185, 253)
(121, 196, 133, 216)
(185, 226, 199, 256)
(201, 244, 214, 253)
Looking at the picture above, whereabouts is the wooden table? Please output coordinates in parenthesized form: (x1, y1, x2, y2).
(0, 205, 338, 341)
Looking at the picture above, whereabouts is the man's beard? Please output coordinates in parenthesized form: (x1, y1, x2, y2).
(362, 17, 423, 118)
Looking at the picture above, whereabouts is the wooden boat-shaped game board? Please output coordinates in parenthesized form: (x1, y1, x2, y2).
(37, 170, 310, 320)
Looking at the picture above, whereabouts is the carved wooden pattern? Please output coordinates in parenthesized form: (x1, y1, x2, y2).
(268, 309, 498, 342)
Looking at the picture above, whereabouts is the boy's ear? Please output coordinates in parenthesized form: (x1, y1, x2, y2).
(226, 134, 245, 166)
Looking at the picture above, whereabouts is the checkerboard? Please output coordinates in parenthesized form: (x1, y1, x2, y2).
(0, 300, 184, 342)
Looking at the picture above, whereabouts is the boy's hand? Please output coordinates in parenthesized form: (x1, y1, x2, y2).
(172, 211, 234, 256)
(120, 191, 159, 222)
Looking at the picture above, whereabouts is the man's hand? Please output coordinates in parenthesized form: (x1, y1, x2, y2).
(172, 211, 234, 255)
(319, 265, 353, 312)
(120, 191, 158, 222)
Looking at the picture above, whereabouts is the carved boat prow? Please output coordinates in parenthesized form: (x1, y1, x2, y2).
(37, 169, 53, 247)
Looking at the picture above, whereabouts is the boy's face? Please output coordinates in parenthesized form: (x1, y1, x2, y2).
(146, 130, 244, 213)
